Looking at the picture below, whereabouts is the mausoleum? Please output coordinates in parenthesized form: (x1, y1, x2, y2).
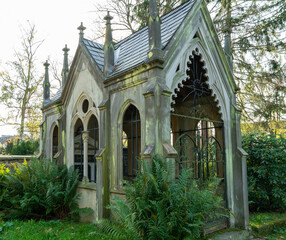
(40, 0, 249, 231)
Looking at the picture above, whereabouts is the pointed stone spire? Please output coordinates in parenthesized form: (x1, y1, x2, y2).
(224, 31, 233, 72)
(148, 0, 163, 62)
(43, 60, 50, 103)
(224, 0, 233, 73)
(62, 44, 70, 86)
(104, 11, 114, 76)
(78, 22, 86, 42)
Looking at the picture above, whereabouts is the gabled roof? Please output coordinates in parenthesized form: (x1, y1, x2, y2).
(83, 0, 196, 77)
(43, 0, 197, 107)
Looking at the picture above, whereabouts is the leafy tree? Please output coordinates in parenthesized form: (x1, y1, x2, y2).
(206, 0, 286, 130)
(0, 23, 43, 142)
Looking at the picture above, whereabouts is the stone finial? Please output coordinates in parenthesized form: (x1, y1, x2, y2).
(43, 60, 50, 102)
(62, 44, 70, 86)
(104, 11, 114, 76)
(104, 11, 113, 42)
(78, 22, 86, 41)
(149, 0, 159, 19)
(148, 0, 163, 62)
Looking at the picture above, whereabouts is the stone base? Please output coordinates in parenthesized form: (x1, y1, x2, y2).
(208, 230, 252, 240)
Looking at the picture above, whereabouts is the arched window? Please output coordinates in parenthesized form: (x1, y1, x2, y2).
(52, 125, 58, 159)
(87, 115, 99, 183)
(122, 105, 141, 181)
(74, 118, 84, 181)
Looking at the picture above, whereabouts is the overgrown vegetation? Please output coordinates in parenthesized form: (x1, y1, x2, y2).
(0, 158, 91, 220)
(242, 132, 286, 212)
(98, 156, 226, 240)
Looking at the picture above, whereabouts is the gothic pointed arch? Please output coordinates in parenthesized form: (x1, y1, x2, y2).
(86, 114, 99, 183)
(117, 100, 142, 184)
(170, 41, 227, 120)
(170, 47, 227, 231)
(74, 117, 84, 181)
(51, 122, 59, 160)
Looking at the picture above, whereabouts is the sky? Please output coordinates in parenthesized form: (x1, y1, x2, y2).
(0, 0, 102, 136)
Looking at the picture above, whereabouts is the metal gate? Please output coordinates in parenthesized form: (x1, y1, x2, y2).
(172, 118, 227, 233)
(171, 50, 228, 233)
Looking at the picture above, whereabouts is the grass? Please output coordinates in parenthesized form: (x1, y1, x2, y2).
(0, 219, 103, 240)
(2, 212, 286, 239)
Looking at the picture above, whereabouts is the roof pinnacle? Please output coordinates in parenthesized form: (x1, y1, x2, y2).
(148, 0, 163, 62)
(62, 44, 70, 86)
(43, 60, 50, 102)
(104, 11, 114, 76)
(77, 22, 86, 41)
(104, 11, 113, 24)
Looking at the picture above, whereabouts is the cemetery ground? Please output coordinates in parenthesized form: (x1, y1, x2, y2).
(1, 212, 286, 239)
(1, 132, 286, 239)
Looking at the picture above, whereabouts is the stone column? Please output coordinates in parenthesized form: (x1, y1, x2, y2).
(82, 131, 89, 183)
(231, 104, 249, 229)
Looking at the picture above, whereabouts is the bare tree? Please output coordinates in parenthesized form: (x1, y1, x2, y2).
(0, 23, 44, 142)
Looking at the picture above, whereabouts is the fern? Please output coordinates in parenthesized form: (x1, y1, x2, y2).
(0, 158, 91, 220)
(99, 155, 227, 240)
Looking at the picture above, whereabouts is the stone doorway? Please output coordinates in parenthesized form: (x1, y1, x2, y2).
(171, 50, 228, 233)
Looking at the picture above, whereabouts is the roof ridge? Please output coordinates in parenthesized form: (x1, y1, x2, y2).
(83, 38, 103, 48)
(114, 0, 196, 48)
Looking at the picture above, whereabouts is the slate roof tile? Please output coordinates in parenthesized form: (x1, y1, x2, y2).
(44, 0, 196, 106)
(44, 88, 62, 107)
(83, 0, 196, 77)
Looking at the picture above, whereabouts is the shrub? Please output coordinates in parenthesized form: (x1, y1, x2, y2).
(98, 155, 226, 240)
(9, 140, 39, 155)
(242, 132, 286, 212)
(0, 164, 10, 210)
(0, 158, 91, 220)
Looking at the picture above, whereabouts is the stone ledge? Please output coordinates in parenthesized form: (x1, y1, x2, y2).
(78, 182, 97, 190)
(251, 217, 286, 235)
(208, 229, 251, 240)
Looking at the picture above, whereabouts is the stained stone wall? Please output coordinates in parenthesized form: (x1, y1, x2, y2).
(41, 0, 249, 229)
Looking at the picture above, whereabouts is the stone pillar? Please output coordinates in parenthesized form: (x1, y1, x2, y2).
(82, 131, 89, 183)
(57, 110, 66, 166)
(95, 148, 105, 220)
(97, 98, 110, 219)
(231, 104, 249, 229)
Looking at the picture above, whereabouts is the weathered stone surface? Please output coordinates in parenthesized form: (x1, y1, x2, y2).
(40, 0, 249, 230)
